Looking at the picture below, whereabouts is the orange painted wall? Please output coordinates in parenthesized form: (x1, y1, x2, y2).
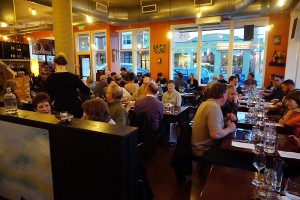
(263, 11, 290, 86)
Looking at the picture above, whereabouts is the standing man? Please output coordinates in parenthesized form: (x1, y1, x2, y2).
(192, 83, 236, 163)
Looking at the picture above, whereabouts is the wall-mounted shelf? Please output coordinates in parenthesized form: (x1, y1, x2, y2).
(269, 62, 286, 67)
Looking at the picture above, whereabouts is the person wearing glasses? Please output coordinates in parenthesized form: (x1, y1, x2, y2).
(260, 75, 284, 102)
(191, 83, 236, 163)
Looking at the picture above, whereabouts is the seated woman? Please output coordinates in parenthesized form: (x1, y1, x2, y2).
(81, 98, 115, 124)
(278, 90, 300, 137)
(187, 73, 199, 90)
(32, 92, 52, 114)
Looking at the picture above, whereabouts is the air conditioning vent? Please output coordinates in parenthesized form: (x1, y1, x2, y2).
(142, 4, 157, 14)
(196, 16, 222, 25)
(96, 2, 108, 13)
(194, 0, 213, 6)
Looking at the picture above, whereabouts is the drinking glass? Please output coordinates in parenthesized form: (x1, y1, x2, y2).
(284, 178, 300, 199)
(260, 168, 278, 198)
(252, 152, 266, 186)
(273, 158, 285, 193)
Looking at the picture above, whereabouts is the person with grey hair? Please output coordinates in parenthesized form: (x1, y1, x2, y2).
(131, 77, 151, 100)
(192, 83, 236, 163)
(105, 84, 128, 126)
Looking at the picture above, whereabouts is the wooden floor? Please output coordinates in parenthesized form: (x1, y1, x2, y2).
(145, 146, 207, 200)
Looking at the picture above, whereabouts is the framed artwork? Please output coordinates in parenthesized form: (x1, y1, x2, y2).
(273, 35, 281, 45)
(153, 44, 166, 54)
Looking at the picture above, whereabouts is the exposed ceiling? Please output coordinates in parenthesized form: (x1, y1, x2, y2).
(0, 0, 298, 35)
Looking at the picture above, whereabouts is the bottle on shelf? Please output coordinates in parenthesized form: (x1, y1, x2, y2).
(272, 50, 277, 63)
(4, 87, 17, 114)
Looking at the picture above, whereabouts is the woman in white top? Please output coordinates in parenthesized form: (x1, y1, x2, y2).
(162, 80, 182, 106)
(81, 98, 116, 124)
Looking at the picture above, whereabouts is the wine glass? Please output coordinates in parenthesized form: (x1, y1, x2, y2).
(252, 152, 266, 186)
(284, 178, 300, 199)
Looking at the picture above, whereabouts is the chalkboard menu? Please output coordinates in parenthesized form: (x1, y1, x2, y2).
(0, 42, 30, 60)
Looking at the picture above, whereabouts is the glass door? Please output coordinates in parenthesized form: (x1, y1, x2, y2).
(78, 55, 90, 80)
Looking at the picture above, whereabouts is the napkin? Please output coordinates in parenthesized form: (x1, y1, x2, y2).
(232, 141, 255, 150)
(278, 150, 300, 160)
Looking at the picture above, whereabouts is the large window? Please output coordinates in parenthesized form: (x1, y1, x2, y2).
(119, 29, 150, 74)
(172, 27, 199, 82)
(171, 18, 268, 87)
(93, 31, 106, 71)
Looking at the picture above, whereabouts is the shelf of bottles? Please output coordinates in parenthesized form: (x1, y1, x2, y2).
(0, 42, 30, 60)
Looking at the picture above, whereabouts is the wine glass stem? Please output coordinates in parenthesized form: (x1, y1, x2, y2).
(257, 169, 261, 182)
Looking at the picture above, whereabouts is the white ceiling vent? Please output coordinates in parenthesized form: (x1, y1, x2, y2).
(142, 4, 157, 14)
(194, 0, 213, 6)
(196, 16, 222, 25)
(96, 2, 108, 13)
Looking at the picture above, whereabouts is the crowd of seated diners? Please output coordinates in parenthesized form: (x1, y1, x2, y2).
(1, 53, 300, 199)
(1, 53, 300, 157)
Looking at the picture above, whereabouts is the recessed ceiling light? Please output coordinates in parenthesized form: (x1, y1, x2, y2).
(277, 0, 285, 7)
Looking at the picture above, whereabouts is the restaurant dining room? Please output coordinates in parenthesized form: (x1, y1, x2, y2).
(1, 0, 300, 199)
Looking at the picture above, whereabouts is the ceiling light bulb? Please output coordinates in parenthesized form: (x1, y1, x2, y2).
(167, 31, 173, 39)
(277, 0, 285, 7)
(27, 37, 31, 41)
(86, 16, 93, 23)
(1, 22, 8, 27)
(197, 12, 201, 18)
(31, 8, 36, 15)
(3, 36, 8, 41)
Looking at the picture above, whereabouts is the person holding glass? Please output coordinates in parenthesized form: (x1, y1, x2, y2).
(278, 90, 300, 137)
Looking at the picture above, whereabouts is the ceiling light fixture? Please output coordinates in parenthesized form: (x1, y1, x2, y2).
(1, 22, 8, 27)
(27, 37, 31, 41)
(86, 16, 93, 23)
(31, 3, 37, 15)
(3, 36, 8, 41)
